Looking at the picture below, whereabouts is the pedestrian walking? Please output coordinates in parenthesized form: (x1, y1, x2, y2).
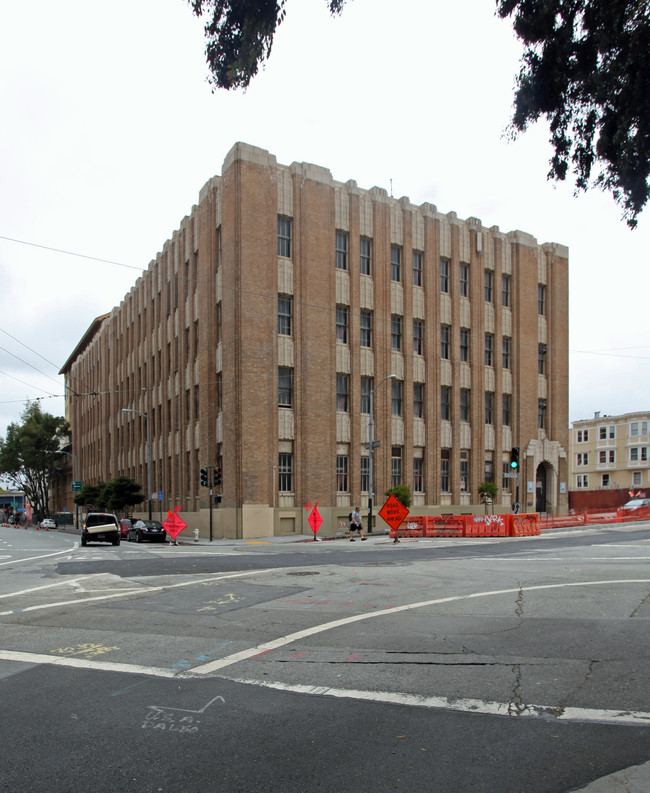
(349, 506, 367, 541)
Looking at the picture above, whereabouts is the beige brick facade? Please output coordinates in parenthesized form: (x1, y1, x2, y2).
(60, 143, 569, 538)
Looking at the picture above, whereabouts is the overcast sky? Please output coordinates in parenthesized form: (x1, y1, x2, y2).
(1, 0, 648, 441)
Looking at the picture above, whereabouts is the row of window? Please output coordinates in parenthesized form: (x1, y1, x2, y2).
(575, 421, 649, 443)
(278, 218, 548, 313)
(577, 471, 646, 488)
(576, 448, 649, 466)
(279, 369, 525, 426)
(281, 297, 548, 372)
(278, 449, 516, 494)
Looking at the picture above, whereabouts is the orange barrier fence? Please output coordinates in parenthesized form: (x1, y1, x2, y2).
(389, 513, 539, 539)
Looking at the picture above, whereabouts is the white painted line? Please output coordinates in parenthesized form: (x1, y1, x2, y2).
(226, 678, 650, 727)
(0, 568, 273, 616)
(192, 579, 650, 675)
(0, 576, 97, 600)
(0, 649, 177, 678)
(0, 543, 79, 567)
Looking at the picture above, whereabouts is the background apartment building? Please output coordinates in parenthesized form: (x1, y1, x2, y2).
(570, 411, 650, 510)
(60, 143, 569, 538)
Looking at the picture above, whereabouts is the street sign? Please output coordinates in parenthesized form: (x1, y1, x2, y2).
(163, 506, 187, 541)
(308, 503, 323, 536)
(378, 494, 409, 531)
(72, 481, 82, 492)
(503, 472, 518, 479)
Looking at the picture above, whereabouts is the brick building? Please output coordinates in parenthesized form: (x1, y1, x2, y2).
(60, 142, 569, 538)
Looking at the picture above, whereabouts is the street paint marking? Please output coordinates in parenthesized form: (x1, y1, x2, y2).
(192, 579, 650, 675)
(0, 543, 79, 567)
(226, 678, 650, 727)
(142, 695, 225, 733)
(52, 643, 120, 659)
(0, 569, 272, 616)
(0, 576, 98, 600)
(0, 649, 177, 678)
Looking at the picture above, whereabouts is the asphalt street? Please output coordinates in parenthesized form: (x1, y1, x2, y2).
(0, 522, 648, 792)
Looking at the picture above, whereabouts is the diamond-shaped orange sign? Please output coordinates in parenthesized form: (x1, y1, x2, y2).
(163, 506, 187, 540)
(378, 494, 409, 531)
(308, 504, 323, 535)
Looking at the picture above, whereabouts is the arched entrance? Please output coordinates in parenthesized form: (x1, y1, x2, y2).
(535, 464, 547, 513)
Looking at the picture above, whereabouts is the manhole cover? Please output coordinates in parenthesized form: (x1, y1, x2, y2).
(286, 571, 320, 576)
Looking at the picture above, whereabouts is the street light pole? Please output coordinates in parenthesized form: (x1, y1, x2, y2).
(122, 408, 152, 520)
(367, 374, 396, 534)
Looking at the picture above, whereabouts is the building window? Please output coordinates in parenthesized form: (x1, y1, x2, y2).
(391, 315, 402, 352)
(336, 374, 349, 412)
(630, 447, 639, 462)
(278, 217, 292, 258)
(391, 447, 402, 487)
(460, 451, 469, 492)
(278, 368, 292, 407)
(484, 269, 493, 302)
(502, 274, 511, 307)
(538, 344, 547, 375)
(460, 388, 470, 422)
(440, 258, 450, 293)
(577, 453, 589, 466)
(630, 422, 639, 436)
(413, 457, 423, 493)
(336, 306, 349, 344)
(336, 455, 349, 492)
(576, 474, 589, 488)
(609, 425, 616, 439)
(278, 296, 292, 336)
(538, 400, 547, 429)
(360, 237, 372, 275)
(484, 457, 494, 484)
(576, 429, 589, 443)
(360, 377, 372, 414)
(460, 329, 470, 362)
(412, 251, 423, 286)
(441, 386, 451, 421)
(485, 392, 494, 425)
(602, 473, 610, 487)
(413, 383, 424, 418)
(441, 449, 450, 492)
(391, 246, 402, 282)
(502, 393, 511, 426)
(460, 263, 469, 297)
(599, 426, 607, 440)
(538, 284, 546, 315)
(413, 320, 423, 355)
(335, 231, 348, 270)
(484, 333, 494, 366)
(361, 456, 370, 492)
(609, 450, 615, 463)
(502, 337, 511, 369)
(441, 325, 451, 359)
(360, 310, 372, 348)
(633, 471, 642, 486)
(278, 452, 293, 492)
(392, 379, 403, 416)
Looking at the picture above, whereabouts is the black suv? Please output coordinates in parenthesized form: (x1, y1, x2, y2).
(81, 513, 120, 546)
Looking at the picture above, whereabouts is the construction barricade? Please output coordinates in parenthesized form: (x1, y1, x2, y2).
(389, 512, 541, 539)
(424, 515, 465, 537)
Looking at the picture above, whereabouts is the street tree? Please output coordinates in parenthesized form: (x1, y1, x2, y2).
(385, 484, 412, 509)
(100, 476, 144, 515)
(73, 482, 107, 511)
(0, 402, 69, 517)
(188, 0, 650, 226)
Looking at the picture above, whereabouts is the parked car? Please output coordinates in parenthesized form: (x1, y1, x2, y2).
(128, 519, 167, 543)
(119, 518, 132, 539)
(39, 518, 56, 530)
(621, 498, 650, 510)
(81, 512, 120, 546)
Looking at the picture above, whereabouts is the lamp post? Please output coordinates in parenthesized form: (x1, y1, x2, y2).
(122, 408, 152, 520)
(367, 374, 396, 534)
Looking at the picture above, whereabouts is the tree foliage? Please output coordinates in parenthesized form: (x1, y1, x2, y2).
(497, 0, 650, 227)
(385, 484, 411, 509)
(0, 402, 68, 517)
(478, 481, 498, 513)
(188, 0, 649, 225)
(73, 476, 143, 515)
(188, 0, 346, 90)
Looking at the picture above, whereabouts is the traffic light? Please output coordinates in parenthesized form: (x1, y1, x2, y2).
(214, 467, 222, 487)
(200, 467, 209, 487)
(510, 447, 520, 470)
